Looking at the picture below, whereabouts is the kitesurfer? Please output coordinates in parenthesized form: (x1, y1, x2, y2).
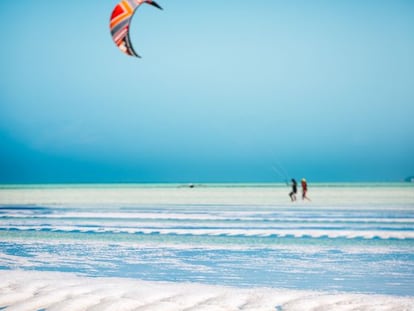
(289, 179, 297, 202)
(301, 178, 310, 201)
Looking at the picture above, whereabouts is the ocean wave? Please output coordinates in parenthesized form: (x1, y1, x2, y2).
(2, 226, 413, 240)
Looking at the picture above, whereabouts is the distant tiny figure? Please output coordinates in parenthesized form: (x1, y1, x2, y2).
(289, 179, 297, 202)
(301, 178, 311, 201)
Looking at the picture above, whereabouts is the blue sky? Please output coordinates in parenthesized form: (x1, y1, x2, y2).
(0, 0, 413, 183)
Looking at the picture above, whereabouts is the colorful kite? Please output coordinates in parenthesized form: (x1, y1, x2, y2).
(110, 0, 162, 57)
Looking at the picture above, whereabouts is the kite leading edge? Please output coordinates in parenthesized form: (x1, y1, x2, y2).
(110, 0, 163, 57)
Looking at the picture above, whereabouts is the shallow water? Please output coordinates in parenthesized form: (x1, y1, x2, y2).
(0, 184, 413, 296)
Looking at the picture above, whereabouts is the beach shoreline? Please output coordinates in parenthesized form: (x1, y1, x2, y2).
(0, 183, 413, 207)
(1, 270, 413, 311)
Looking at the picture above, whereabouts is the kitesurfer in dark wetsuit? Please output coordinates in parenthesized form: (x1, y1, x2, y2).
(289, 179, 297, 202)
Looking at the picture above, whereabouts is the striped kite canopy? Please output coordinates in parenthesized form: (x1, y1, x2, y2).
(110, 0, 162, 57)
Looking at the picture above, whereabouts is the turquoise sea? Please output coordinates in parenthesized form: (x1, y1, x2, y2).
(0, 183, 413, 299)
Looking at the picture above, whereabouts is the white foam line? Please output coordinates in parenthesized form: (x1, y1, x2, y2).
(5, 220, 414, 231)
(4, 212, 414, 224)
(2, 226, 414, 239)
(0, 270, 412, 311)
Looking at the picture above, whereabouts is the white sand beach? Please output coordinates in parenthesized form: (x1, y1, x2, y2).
(1, 270, 413, 311)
